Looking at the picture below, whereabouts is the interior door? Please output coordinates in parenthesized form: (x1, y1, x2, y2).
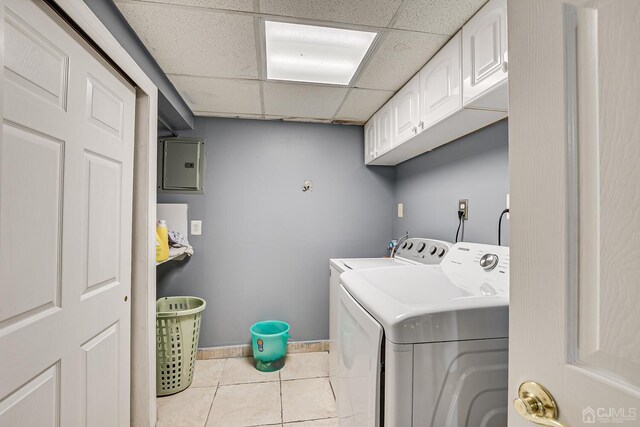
(509, 0, 640, 426)
(0, 1, 135, 426)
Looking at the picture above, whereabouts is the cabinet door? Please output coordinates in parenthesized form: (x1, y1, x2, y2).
(419, 32, 462, 129)
(364, 120, 376, 163)
(462, 0, 508, 108)
(375, 103, 393, 156)
(392, 75, 420, 146)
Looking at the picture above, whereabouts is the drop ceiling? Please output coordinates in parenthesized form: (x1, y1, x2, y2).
(115, 0, 488, 125)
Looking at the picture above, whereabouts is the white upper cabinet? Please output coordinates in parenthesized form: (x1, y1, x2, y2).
(375, 103, 393, 156)
(419, 32, 462, 129)
(462, 0, 508, 110)
(391, 75, 420, 145)
(364, 120, 376, 164)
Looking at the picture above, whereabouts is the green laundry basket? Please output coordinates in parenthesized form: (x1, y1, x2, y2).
(250, 320, 290, 372)
(156, 296, 206, 396)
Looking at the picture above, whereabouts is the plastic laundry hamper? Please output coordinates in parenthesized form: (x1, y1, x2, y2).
(156, 296, 206, 396)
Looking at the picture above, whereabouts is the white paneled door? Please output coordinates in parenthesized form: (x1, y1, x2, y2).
(509, 0, 640, 426)
(0, 1, 135, 426)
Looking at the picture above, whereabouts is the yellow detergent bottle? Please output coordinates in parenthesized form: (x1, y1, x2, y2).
(156, 220, 170, 262)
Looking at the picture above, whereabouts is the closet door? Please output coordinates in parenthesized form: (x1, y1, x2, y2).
(0, 1, 135, 425)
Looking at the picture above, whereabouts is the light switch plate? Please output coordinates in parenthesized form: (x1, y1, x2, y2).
(190, 220, 202, 236)
(397, 203, 404, 218)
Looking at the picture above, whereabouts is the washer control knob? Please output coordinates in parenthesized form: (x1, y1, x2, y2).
(480, 253, 499, 270)
(401, 242, 408, 249)
(407, 242, 413, 250)
(429, 245, 437, 255)
(437, 248, 446, 257)
(417, 242, 426, 253)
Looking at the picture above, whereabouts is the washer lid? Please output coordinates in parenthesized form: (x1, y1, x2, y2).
(329, 257, 411, 273)
(340, 265, 508, 344)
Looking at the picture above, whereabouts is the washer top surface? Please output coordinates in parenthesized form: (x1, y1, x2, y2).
(340, 242, 510, 344)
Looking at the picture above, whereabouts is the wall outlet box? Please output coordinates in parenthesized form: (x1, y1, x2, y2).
(458, 199, 469, 220)
(190, 220, 202, 236)
(397, 203, 404, 218)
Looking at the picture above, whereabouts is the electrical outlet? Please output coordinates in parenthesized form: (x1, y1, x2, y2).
(397, 203, 404, 218)
(506, 194, 510, 219)
(190, 220, 202, 236)
(458, 199, 469, 220)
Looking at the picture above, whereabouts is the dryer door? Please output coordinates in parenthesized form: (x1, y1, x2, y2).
(337, 285, 383, 427)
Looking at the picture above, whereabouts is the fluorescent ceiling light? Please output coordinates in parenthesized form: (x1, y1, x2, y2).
(265, 21, 377, 85)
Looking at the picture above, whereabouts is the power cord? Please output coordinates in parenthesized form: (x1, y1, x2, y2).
(498, 208, 509, 246)
(455, 210, 464, 243)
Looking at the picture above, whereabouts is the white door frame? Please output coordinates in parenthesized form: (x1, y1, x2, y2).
(0, 1, 159, 425)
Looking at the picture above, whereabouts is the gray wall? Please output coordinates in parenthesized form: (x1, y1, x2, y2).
(83, 0, 194, 130)
(393, 119, 509, 245)
(157, 118, 395, 347)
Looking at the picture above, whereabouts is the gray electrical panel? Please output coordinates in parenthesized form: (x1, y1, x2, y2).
(158, 138, 205, 193)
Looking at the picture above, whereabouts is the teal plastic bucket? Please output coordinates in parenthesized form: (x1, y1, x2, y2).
(250, 320, 290, 372)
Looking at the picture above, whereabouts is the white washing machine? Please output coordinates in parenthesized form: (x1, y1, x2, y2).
(337, 242, 510, 427)
(328, 238, 452, 393)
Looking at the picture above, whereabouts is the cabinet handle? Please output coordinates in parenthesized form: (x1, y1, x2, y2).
(412, 126, 417, 133)
(419, 121, 424, 129)
(502, 61, 508, 73)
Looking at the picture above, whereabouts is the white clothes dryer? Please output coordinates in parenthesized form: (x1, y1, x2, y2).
(337, 242, 510, 426)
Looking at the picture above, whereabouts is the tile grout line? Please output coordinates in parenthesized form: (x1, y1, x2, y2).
(279, 369, 284, 426)
(203, 357, 228, 426)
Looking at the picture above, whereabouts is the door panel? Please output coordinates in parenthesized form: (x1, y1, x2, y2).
(83, 152, 122, 292)
(375, 103, 393, 156)
(364, 120, 375, 163)
(0, 123, 63, 324)
(392, 75, 419, 146)
(462, 0, 507, 109)
(0, 364, 60, 426)
(82, 324, 120, 427)
(509, 0, 640, 425)
(419, 32, 462, 129)
(0, 1, 135, 425)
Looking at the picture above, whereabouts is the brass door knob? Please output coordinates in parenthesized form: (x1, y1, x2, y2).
(513, 382, 568, 427)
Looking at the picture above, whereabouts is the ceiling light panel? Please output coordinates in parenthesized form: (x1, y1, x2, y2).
(265, 21, 377, 85)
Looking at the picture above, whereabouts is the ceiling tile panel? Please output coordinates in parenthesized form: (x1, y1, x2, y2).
(115, 0, 254, 12)
(259, 0, 402, 27)
(392, 0, 487, 35)
(263, 83, 348, 119)
(335, 89, 394, 123)
(168, 75, 262, 115)
(117, 2, 258, 78)
(355, 30, 448, 91)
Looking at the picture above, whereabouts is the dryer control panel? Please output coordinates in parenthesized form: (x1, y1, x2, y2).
(394, 238, 452, 265)
(440, 243, 510, 296)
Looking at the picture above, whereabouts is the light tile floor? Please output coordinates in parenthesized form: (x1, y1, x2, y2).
(157, 351, 336, 427)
